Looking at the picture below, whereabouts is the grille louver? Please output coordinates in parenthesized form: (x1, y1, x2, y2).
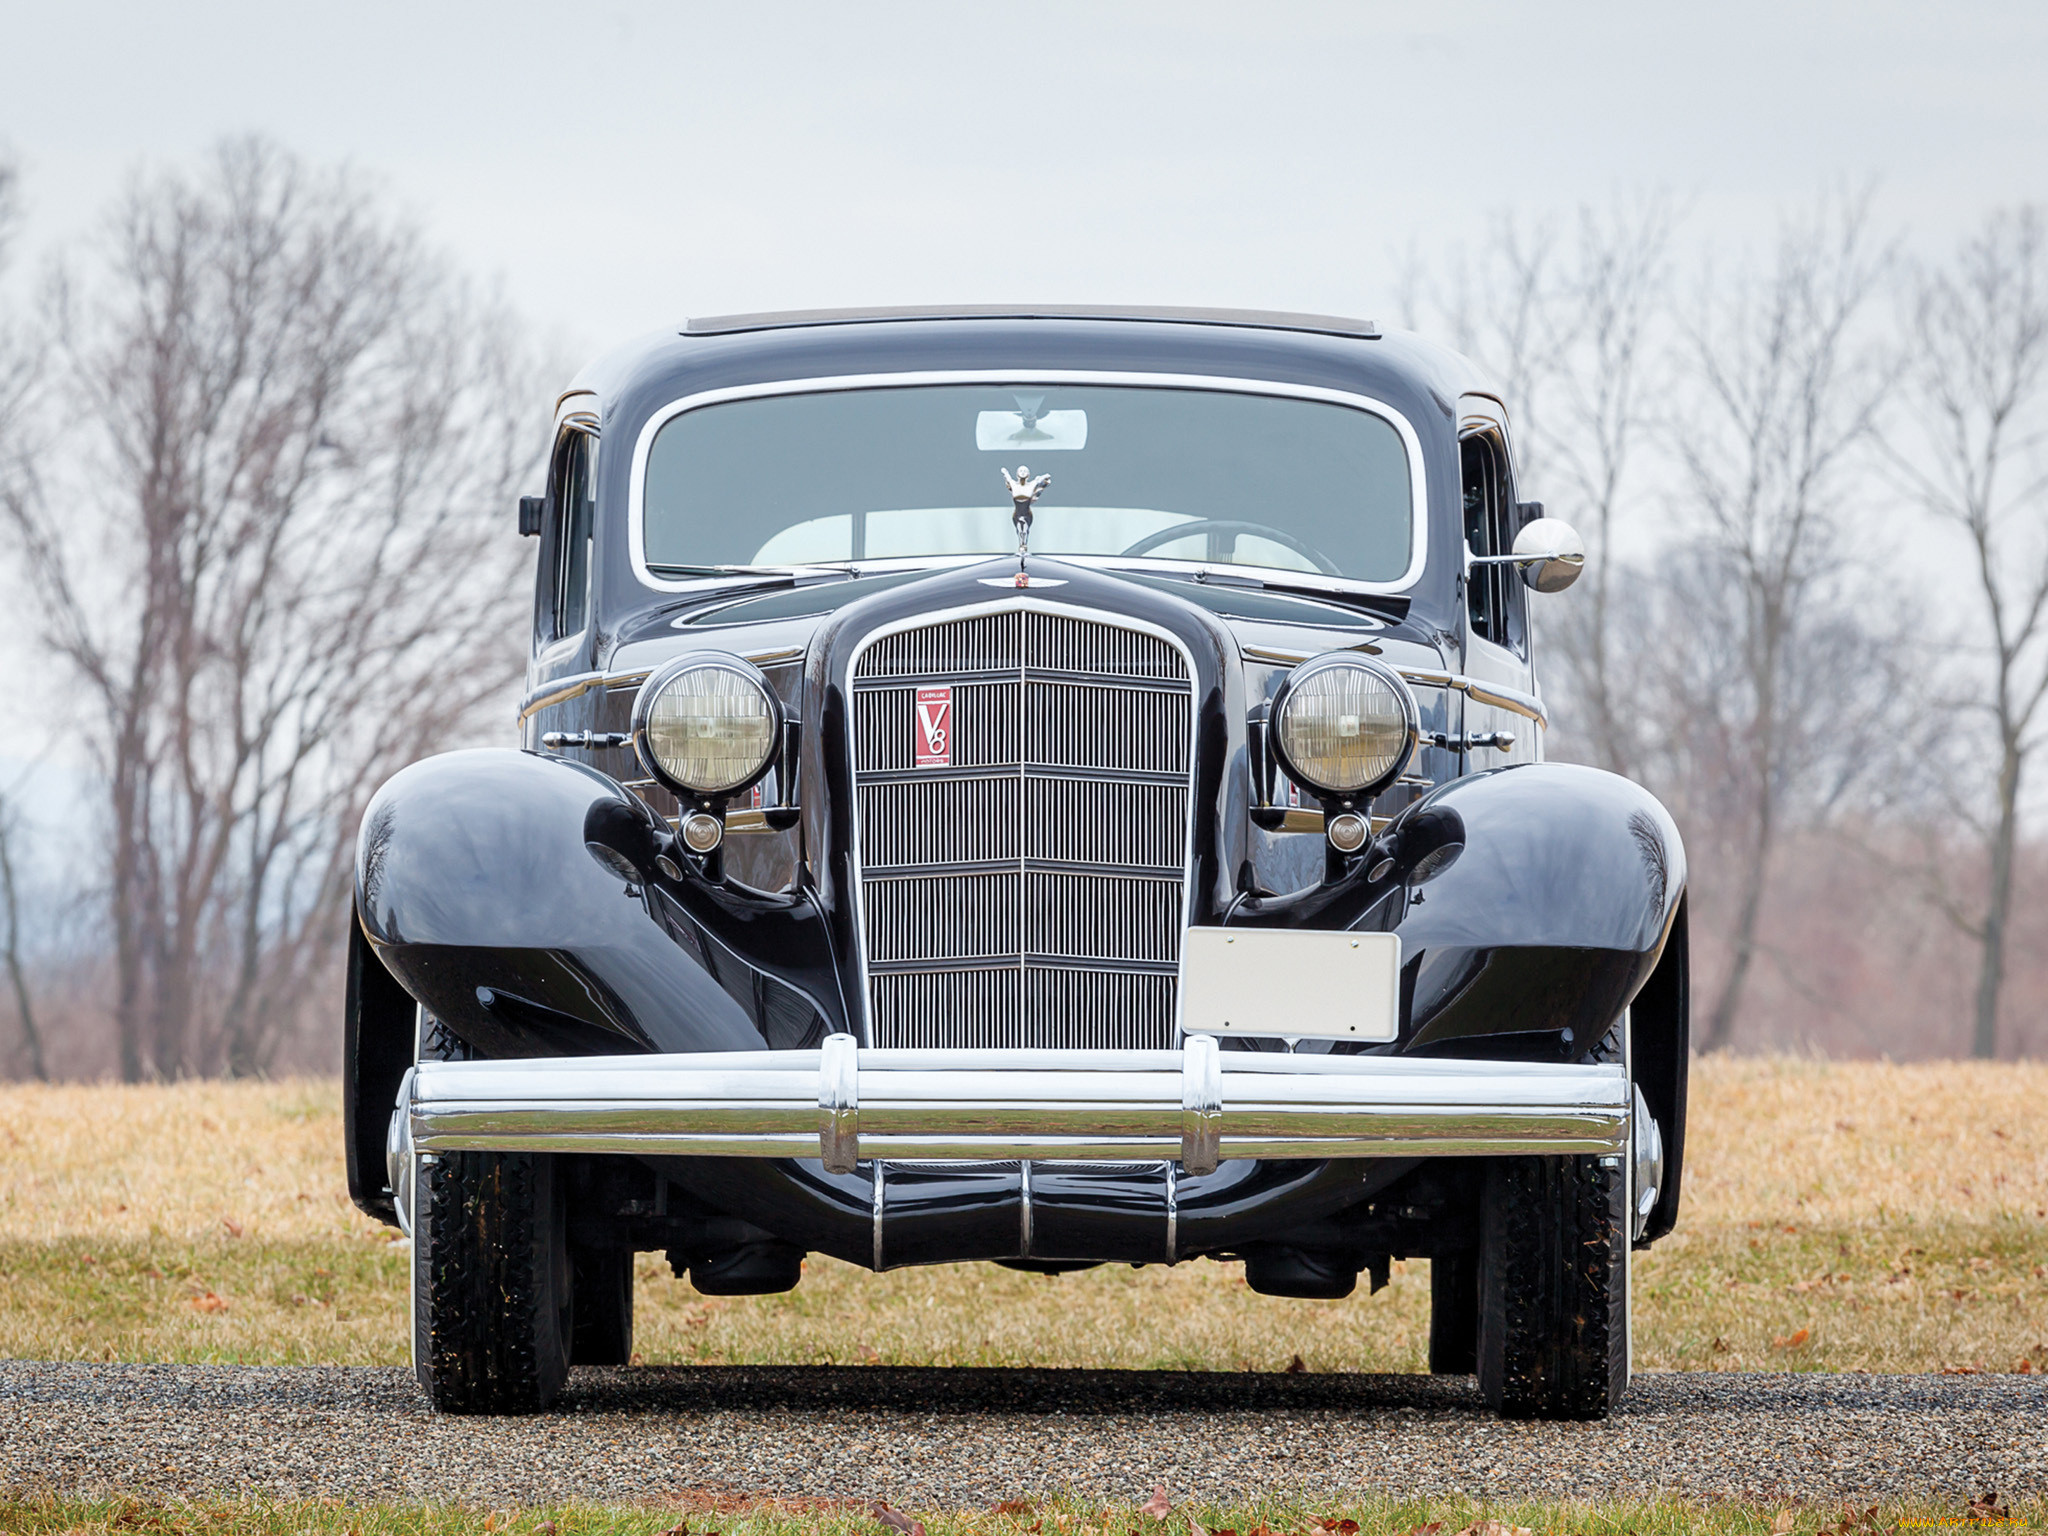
(851, 607, 1195, 1050)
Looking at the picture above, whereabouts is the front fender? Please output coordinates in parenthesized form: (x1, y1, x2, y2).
(1394, 763, 1685, 1055)
(355, 748, 847, 1058)
(1231, 763, 1684, 1057)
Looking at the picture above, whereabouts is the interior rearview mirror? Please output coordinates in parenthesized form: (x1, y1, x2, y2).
(1512, 516, 1585, 594)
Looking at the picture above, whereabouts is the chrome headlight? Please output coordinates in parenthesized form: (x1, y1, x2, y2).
(631, 654, 782, 797)
(1271, 654, 1418, 800)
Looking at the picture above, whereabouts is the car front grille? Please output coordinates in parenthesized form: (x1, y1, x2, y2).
(850, 606, 1195, 1049)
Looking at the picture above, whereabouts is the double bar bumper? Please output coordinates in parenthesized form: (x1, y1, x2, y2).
(407, 1035, 1630, 1175)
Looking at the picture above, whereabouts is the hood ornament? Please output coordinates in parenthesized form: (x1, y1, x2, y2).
(1001, 465, 1052, 587)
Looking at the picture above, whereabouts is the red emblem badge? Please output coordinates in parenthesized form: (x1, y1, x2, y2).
(914, 686, 952, 767)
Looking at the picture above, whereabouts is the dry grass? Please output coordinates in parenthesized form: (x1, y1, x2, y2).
(0, 1059, 2043, 1373)
(0, 1493, 2040, 1536)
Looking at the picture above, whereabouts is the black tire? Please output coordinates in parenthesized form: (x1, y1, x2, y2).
(1476, 1152, 1629, 1419)
(570, 1246, 634, 1365)
(413, 1148, 575, 1412)
(1427, 1251, 1479, 1374)
(411, 1012, 575, 1413)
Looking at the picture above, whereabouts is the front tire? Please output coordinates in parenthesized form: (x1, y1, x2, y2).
(410, 1011, 575, 1413)
(1476, 1153, 1629, 1419)
(413, 1148, 575, 1412)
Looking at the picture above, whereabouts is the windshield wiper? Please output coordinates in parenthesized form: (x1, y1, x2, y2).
(646, 562, 858, 581)
(1116, 563, 1412, 622)
(1227, 573, 1410, 622)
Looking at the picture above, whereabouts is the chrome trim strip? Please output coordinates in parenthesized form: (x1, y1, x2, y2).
(1163, 1161, 1178, 1262)
(517, 648, 806, 723)
(626, 371, 1432, 595)
(1018, 1160, 1034, 1258)
(872, 1161, 886, 1271)
(1397, 667, 1547, 728)
(518, 670, 609, 720)
(1235, 652, 1547, 729)
(408, 1047, 1631, 1164)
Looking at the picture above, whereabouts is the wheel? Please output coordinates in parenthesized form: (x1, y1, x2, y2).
(1475, 1152, 1629, 1418)
(412, 1146, 575, 1412)
(570, 1246, 634, 1365)
(410, 1011, 576, 1412)
(1427, 1251, 1478, 1374)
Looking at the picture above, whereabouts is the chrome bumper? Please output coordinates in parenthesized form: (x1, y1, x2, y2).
(407, 1035, 1629, 1176)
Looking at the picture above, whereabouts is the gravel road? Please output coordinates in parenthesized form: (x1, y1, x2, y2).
(2, 1363, 2041, 1507)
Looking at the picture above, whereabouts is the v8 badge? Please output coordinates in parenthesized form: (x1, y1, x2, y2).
(914, 686, 952, 768)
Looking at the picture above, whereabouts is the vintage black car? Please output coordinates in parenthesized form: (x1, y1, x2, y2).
(344, 306, 1688, 1421)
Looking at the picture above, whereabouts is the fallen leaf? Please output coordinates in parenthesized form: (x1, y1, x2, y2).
(1401, 1524, 1443, 1536)
(1772, 1329, 1810, 1350)
(2016, 1359, 2035, 1374)
(220, 1217, 244, 1238)
(874, 1502, 926, 1536)
(1772, 1511, 1796, 1534)
(1450, 1522, 1533, 1536)
(655, 1523, 688, 1536)
(534, 1525, 558, 1535)
(993, 1502, 1036, 1518)
(1284, 1353, 1307, 1374)
(188, 1290, 228, 1314)
(1968, 1491, 2007, 1520)
(1139, 1489, 1171, 1521)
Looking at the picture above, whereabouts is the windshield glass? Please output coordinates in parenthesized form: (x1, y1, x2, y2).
(641, 383, 1416, 583)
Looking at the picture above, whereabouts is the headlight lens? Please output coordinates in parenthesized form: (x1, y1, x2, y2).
(1273, 657, 1417, 797)
(633, 657, 780, 795)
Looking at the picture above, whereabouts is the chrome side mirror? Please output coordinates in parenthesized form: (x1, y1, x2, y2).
(1511, 517, 1586, 594)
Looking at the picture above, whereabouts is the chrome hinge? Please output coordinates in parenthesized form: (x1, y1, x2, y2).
(541, 730, 631, 750)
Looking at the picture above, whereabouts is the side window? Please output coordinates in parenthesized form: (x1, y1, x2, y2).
(1460, 430, 1526, 656)
(544, 430, 594, 641)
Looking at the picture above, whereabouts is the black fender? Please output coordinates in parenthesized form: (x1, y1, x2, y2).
(1393, 762, 1684, 1056)
(1631, 893, 1689, 1244)
(353, 748, 849, 1059)
(1230, 762, 1685, 1062)
(343, 912, 414, 1226)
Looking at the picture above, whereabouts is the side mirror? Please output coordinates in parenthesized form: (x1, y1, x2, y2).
(1512, 516, 1585, 594)
(518, 495, 545, 538)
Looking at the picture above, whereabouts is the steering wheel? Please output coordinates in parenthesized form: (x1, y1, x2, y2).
(1116, 518, 1343, 577)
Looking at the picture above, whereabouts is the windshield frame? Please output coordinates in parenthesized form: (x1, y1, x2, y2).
(626, 369, 1431, 597)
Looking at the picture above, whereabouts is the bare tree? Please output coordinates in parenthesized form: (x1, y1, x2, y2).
(1397, 196, 1677, 773)
(1671, 194, 1895, 1050)
(1537, 196, 1677, 776)
(0, 791, 48, 1081)
(6, 138, 543, 1079)
(1889, 207, 2048, 1060)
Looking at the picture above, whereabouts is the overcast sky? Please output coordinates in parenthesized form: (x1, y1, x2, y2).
(9, 0, 2048, 365)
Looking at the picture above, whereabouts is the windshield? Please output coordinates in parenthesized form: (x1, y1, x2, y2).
(640, 383, 1417, 584)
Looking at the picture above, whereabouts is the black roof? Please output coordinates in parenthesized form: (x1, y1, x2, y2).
(682, 304, 1382, 341)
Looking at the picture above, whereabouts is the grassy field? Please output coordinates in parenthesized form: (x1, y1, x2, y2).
(0, 1058, 2043, 1374)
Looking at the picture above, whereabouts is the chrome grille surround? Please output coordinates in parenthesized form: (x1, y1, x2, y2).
(849, 601, 1198, 1051)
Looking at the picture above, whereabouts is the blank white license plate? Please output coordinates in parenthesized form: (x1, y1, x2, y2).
(1180, 928, 1402, 1041)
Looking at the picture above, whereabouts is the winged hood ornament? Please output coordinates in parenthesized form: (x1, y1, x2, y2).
(1002, 464, 1052, 584)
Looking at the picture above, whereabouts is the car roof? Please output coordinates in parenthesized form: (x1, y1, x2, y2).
(681, 305, 1382, 341)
